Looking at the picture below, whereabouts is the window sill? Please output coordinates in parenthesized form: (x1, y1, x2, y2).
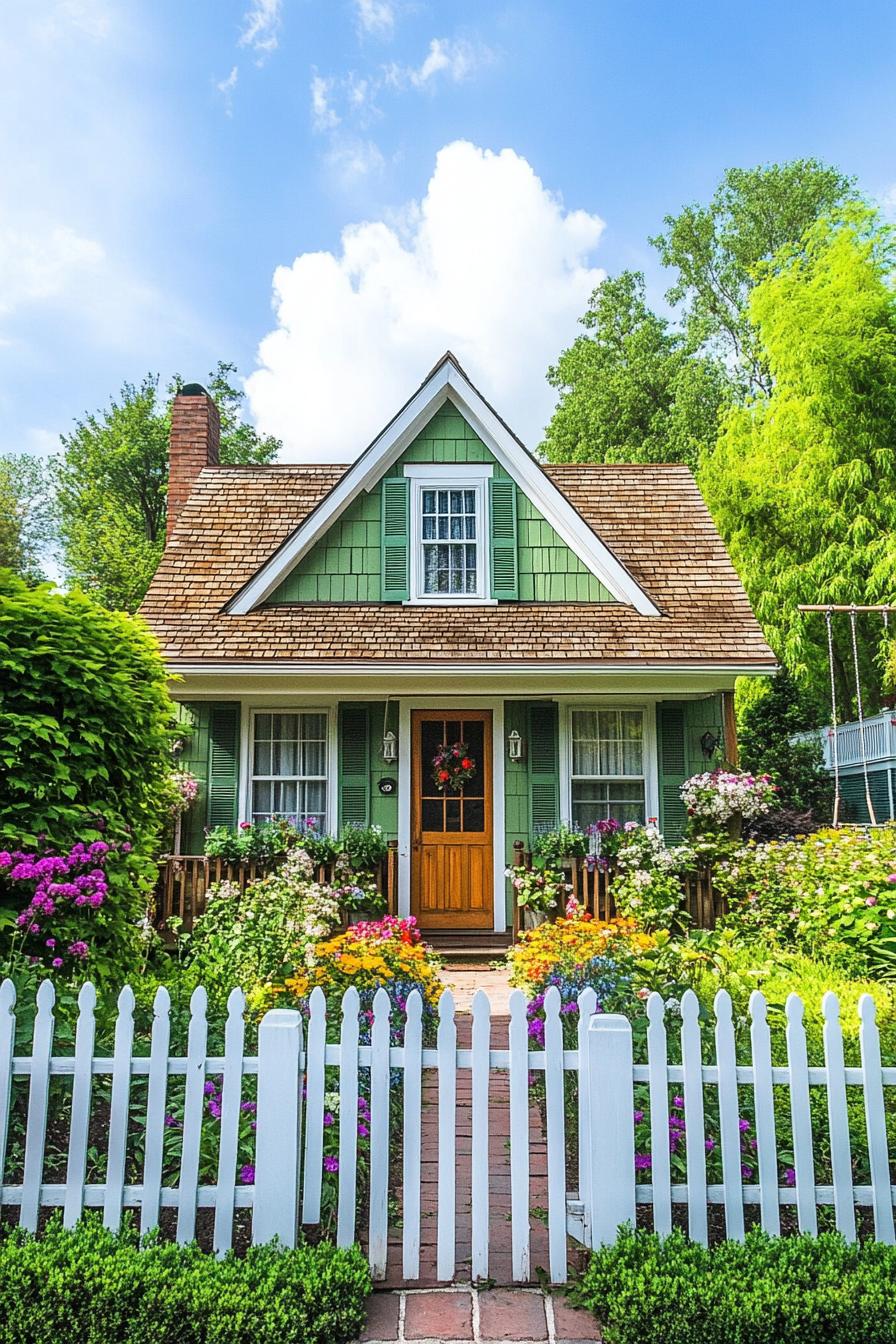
(402, 597, 500, 607)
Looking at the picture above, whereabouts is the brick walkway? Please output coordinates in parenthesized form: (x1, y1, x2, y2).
(379, 964, 551, 1287)
(359, 1286, 602, 1343)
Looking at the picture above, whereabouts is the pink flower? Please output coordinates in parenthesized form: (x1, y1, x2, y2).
(323, 1156, 339, 1173)
(866, 896, 879, 906)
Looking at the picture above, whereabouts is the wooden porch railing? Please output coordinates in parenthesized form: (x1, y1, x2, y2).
(155, 841, 399, 931)
(510, 841, 721, 939)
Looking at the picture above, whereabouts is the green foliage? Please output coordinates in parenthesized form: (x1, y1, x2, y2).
(0, 572, 175, 981)
(0, 455, 53, 584)
(738, 671, 833, 832)
(531, 822, 588, 866)
(185, 849, 343, 1005)
(542, 271, 728, 470)
(714, 826, 896, 976)
(0, 571, 173, 851)
(54, 362, 280, 612)
(700, 207, 896, 709)
(572, 1226, 896, 1344)
(340, 823, 389, 871)
(651, 159, 857, 394)
(0, 1215, 370, 1344)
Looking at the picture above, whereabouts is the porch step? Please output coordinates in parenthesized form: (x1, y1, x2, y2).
(425, 930, 513, 962)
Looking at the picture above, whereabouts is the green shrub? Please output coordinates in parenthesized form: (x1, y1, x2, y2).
(571, 1227, 896, 1344)
(0, 1215, 370, 1344)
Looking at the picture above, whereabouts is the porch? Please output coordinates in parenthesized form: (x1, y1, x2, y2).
(796, 710, 896, 822)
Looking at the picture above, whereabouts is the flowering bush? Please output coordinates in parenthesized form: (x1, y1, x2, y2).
(610, 822, 695, 930)
(185, 847, 342, 1000)
(506, 864, 572, 916)
(0, 839, 148, 985)
(280, 915, 443, 1042)
(167, 770, 199, 815)
(507, 915, 655, 994)
(681, 769, 779, 827)
(715, 826, 896, 975)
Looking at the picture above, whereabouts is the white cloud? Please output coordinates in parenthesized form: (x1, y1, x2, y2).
(879, 184, 896, 219)
(246, 141, 605, 460)
(216, 65, 239, 116)
(387, 37, 493, 90)
(354, 0, 395, 36)
(310, 73, 340, 131)
(239, 0, 281, 61)
(324, 137, 385, 185)
(0, 216, 105, 316)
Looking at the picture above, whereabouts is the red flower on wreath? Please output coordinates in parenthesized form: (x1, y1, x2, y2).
(432, 742, 477, 793)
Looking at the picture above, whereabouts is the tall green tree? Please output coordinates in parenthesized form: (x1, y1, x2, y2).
(700, 206, 896, 711)
(55, 362, 279, 611)
(542, 271, 728, 469)
(0, 454, 53, 583)
(651, 160, 857, 394)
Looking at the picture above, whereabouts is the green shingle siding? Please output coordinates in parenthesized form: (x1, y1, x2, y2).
(266, 400, 617, 605)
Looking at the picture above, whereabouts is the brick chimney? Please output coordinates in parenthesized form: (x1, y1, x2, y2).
(167, 384, 220, 540)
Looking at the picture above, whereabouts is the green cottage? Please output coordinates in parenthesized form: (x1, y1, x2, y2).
(141, 353, 775, 937)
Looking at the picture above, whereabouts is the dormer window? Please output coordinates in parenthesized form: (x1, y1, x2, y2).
(405, 464, 492, 604)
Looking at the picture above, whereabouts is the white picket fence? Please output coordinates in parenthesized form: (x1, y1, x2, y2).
(1, 977, 895, 1285)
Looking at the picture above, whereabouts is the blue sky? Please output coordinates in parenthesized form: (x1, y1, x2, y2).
(2, 0, 895, 463)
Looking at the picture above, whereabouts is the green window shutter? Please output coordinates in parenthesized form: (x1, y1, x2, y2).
(527, 702, 559, 837)
(176, 702, 211, 852)
(381, 477, 410, 601)
(658, 702, 688, 842)
(339, 703, 370, 831)
(489, 477, 519, 600)
(207, 703, 240, 830)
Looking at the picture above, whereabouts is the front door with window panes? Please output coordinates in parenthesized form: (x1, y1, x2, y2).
(251, 712, 327, 830)
(421, 487, 479, 596)
(570, 709, 646, 834)
(411, 710, 493, 929)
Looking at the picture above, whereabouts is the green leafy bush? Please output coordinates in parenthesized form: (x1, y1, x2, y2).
(0, 1215, 370, 1344)
(0, 572, 175, 983)
(714, 826, 896, 975)
(340, 822, 389, 871)
(531, 822, 588, 866)
(571, 1227, 896, 1344)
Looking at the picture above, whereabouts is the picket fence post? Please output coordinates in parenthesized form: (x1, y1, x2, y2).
(587, 1012, 635, 1248)
(253, 1007, 304, 1248)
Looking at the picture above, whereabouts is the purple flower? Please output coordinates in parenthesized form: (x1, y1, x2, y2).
(238, 1164, 255, 1185)
(633, 1110, 644, 1124)
(164, 1114, 179, 1128)
(323, 1112, 335, 1128)
(357, 1122, 369, 1139)
(634, 1153, 652, 1170)
(738, 1118, 750, 1133)
(67, 941, 89, 959)
(323, 1156, 339, 1173)
(204, 1081, 217, 1095)
(51, 957, 63, 968)
(784, 1167, 796, 1187)
(672, 1095, 684, 1109)
(741, 1163, 753, 1180)
(705, 1138, 716, 1153)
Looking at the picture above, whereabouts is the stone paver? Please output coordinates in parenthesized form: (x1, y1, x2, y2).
(404, 1289, 474, 1340)
(443, 964, 514, 1014)
(478, 1287, 548, 1340)
(358, 1288, 602, 1344)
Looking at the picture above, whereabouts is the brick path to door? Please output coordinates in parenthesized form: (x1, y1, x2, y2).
(358, 967, 602, 1343)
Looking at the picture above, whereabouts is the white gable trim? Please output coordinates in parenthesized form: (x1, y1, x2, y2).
(227, 356, 660, 616)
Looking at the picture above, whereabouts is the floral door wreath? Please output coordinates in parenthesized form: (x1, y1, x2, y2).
(432, 742, 477, 793)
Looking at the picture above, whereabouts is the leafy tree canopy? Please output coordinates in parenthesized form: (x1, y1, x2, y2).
(737, 669, 833, 832)
(700, 206, 896, 710)
(541, 271, 728, 470)
(0, 454, 54, 584)
(651, 159, 857, 394)
(54, 361, 279, 611)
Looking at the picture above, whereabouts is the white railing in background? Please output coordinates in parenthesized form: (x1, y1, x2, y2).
(1, 979, 896, 1285)
(797, 711, 896, 770)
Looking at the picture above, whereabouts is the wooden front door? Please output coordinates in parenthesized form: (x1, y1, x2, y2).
(411, 710, 493, 930)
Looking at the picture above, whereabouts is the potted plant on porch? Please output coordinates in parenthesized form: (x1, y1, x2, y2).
(507, 864, 573, 929)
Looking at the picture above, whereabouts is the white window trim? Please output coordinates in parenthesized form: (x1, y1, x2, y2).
(245, 705, 338, 835)
(404, 464, 497, 606)
(560, 701, 659, 830)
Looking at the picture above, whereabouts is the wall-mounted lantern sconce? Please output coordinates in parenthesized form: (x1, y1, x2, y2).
(507, 729, 525, 762)
(382, 730, 397, 764)
(700, 729, 722, 760)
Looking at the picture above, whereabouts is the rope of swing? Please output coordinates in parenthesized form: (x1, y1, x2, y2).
(826, 608, 841, 827)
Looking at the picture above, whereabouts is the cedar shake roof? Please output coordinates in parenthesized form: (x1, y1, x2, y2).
(140, 462, 775, 668)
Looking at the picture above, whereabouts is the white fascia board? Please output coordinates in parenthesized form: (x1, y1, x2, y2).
(228, 355, 659, 617)
(227, 363, 452, 613)
(442, 364, 659, 615)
